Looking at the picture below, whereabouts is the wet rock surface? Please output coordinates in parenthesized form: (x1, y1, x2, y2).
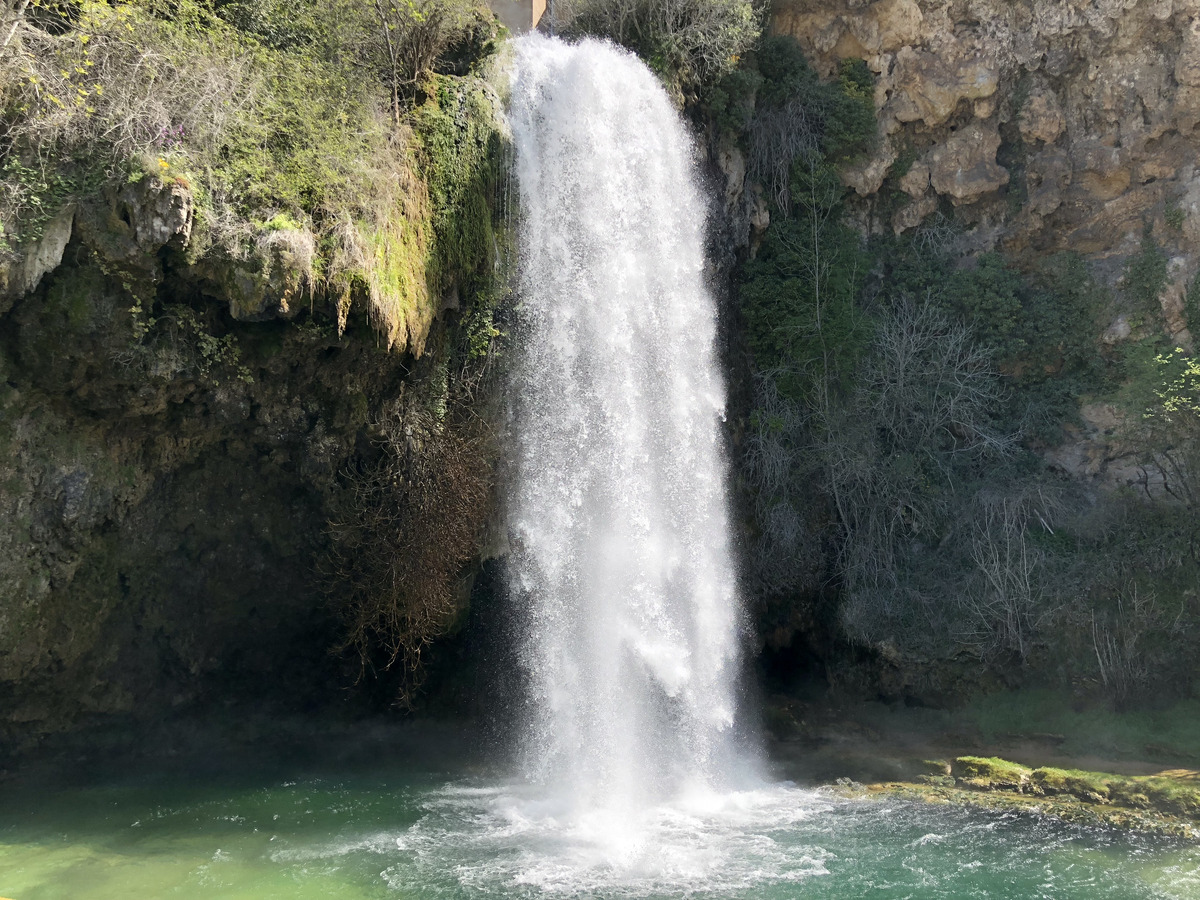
(0, 176, 437, 750)
(766, 697, 1200, 840)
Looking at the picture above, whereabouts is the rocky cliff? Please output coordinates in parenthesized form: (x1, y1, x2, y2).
(0, 86, 507, 751)
(774, 0, 1196, 265)
(757, 0, 1200, 490)
(702, 0, 1200, 704)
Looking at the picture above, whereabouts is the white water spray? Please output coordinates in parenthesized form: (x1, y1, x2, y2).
(506, 35, 746, 815)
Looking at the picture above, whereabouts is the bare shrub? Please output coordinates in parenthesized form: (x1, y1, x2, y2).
(370, 0, 478, 122)
(327, 400, 493, 704)
(743, 370, 821, 596)
(554, 0, 759, 87)
(5, 7, 257, 163)
(823, 298, 1009, 547)
(912, 212, 963, 258)
(826, 299, 1016, 650)
(747, 101, 819, 214)
(744, 371, 805, 503)
(860, 296, 1011, 455)
(956, 490, 1060, 662)
(1083, 582, 1190, 706)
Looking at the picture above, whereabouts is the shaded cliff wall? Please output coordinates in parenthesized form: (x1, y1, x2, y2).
(0, 78, 508, 750)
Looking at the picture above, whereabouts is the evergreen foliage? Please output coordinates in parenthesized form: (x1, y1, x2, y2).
(1124, 222, 1169, 312)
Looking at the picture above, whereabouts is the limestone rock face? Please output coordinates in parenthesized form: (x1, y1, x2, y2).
(770, 0, 1200, 280)
(74, 175, 194, 279)
(5, 176, 335, 335)
(715, 137, 771, 257)
(1019, 79, 1066, 144)
(0, 206, 74, 311)
(773, 0, 924, 62)
(213, 229, 316, 322)
(898, 160, 931, 198)
(887, 47, 1000, 128)
(1026, 146, 1072, 216)
(927, 121, 1010, 203)
(1177, 15, 1200, 87)
(1, 177, 196, 314)
(753, 0, 1200, 570)
(843, 140, 898, 195)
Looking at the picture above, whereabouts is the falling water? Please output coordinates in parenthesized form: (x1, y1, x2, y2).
(506, 35, 746, 815)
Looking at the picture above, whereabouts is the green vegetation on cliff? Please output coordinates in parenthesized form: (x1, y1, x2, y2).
(0, 0, 510, 720)
(722, 35, 1200, 711)
(1, 0, 503, 355)
(555, 0, 759, 92)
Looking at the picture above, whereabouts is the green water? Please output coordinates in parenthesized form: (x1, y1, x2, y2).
(2, 736, 1198, 899)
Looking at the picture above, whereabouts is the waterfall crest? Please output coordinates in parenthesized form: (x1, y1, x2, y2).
(506, 35, 745, 813)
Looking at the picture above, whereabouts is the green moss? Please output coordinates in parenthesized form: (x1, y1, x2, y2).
(258, 212, 304, 232)
(1165, 198, 1186, 232)
(357, 213, 434, 353)
(411, 76, 503, 296)
(954, 756, 1032, 789)
(1030, 766, 1200, 818)
(868, 778, 1199, 837)
(921, 758, 952, 776)
(946, 755, 1200, 821)
(1030, 767, 1112, 801)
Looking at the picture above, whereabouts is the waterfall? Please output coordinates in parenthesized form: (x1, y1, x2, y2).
(506, 35, 746, 814)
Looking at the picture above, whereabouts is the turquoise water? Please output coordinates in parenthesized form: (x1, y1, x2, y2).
(1, 740, 1198, 899)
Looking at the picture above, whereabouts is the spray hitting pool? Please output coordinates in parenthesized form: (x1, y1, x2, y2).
(2, 747, 1199, 899)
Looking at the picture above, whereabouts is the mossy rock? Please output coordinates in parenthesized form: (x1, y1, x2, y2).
(1122, 778, 1200, 818)
(918, 774, 956, 787)
(954, 756, 1032, 791)
(1031, 765, 1200, 819)
(1031, 767, 1111, 804)
(920, 758, 952, 776)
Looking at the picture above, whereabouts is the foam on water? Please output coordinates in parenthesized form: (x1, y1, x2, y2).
(387, 781, 835, 896)
(505, 33, 748, 825)
(4, 761, 1197, 898)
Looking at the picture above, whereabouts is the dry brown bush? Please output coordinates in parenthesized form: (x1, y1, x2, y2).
(326, 400, 493, 704)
